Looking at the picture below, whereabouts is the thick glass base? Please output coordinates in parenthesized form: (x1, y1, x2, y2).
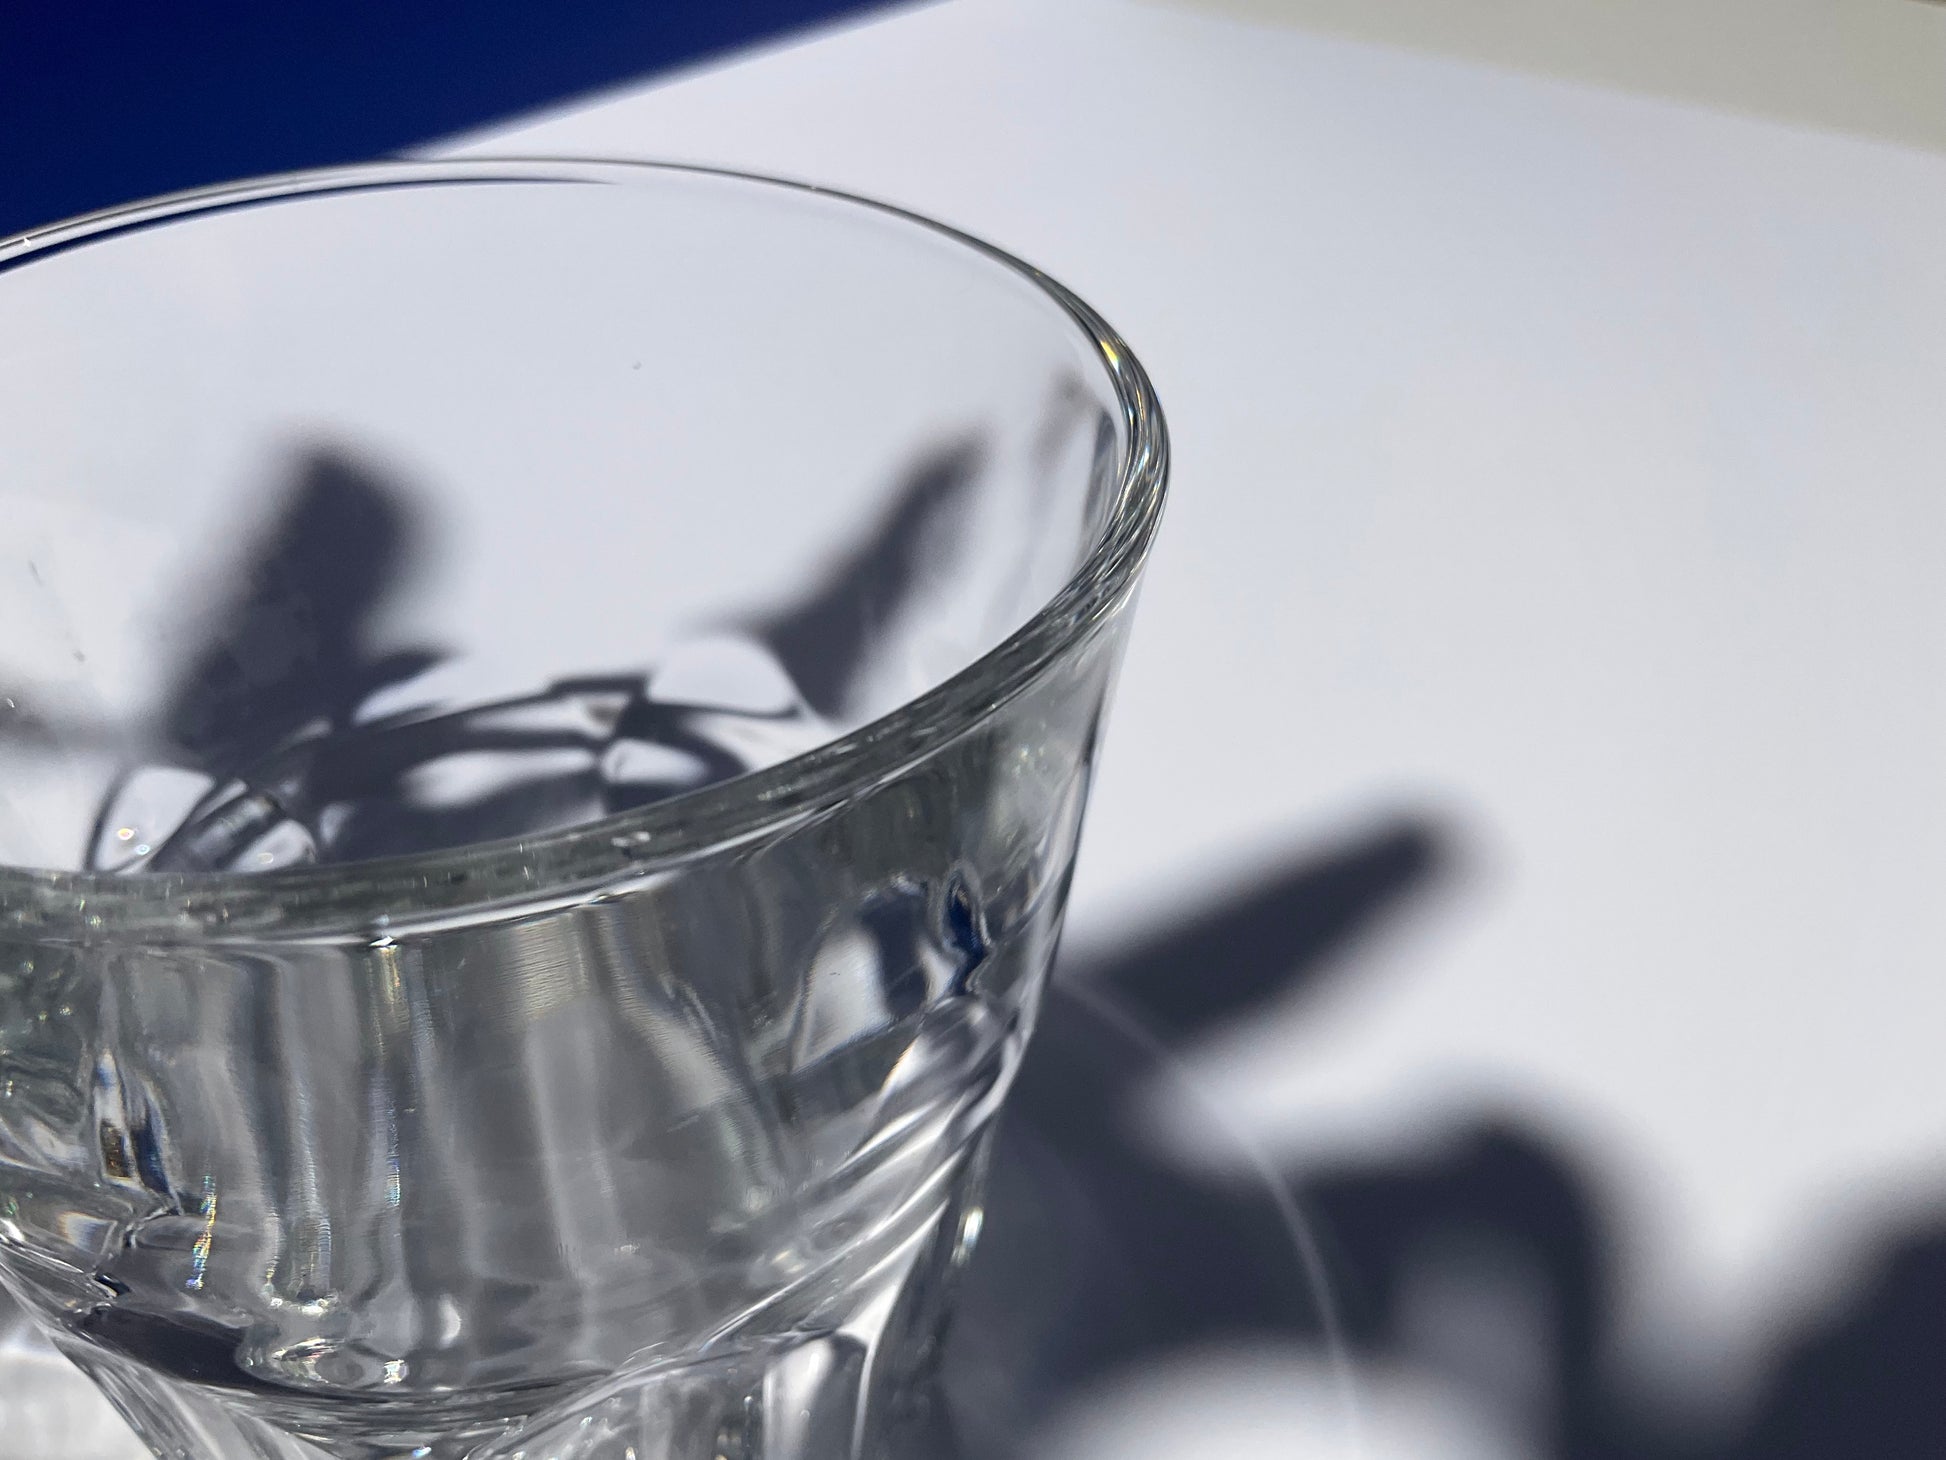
(58, 1142, 988, 1460)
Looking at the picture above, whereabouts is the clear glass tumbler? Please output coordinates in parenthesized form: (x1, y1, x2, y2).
(0, 161, 1165, 1460)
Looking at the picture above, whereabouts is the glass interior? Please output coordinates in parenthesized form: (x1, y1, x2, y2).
(0, 163, 1132, 881)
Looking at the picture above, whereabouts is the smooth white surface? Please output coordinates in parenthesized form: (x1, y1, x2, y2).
(446, 0, 1946, 1431)
(1030, 1345, 1534, 1460)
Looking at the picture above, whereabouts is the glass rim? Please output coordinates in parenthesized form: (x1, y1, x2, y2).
(0, 158, 1168, 941)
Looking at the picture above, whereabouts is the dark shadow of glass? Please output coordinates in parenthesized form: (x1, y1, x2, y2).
(6, 429, 991, 870)
(744, 435, 987, 720)
(157, 446, 436, 775)
(940, 820, 1445, 1458)
(938, 817, 1946, 1460)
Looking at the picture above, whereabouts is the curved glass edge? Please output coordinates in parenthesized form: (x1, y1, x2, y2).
(0, 159, 1169, 942)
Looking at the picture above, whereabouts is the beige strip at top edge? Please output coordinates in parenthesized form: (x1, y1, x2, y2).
(1149, 0, 1946, 154)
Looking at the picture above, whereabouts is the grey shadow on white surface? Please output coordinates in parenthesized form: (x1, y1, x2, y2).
(937, 817, 1946, 1460)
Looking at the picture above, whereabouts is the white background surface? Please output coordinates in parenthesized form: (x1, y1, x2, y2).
(7, 2, 1946, 1455)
